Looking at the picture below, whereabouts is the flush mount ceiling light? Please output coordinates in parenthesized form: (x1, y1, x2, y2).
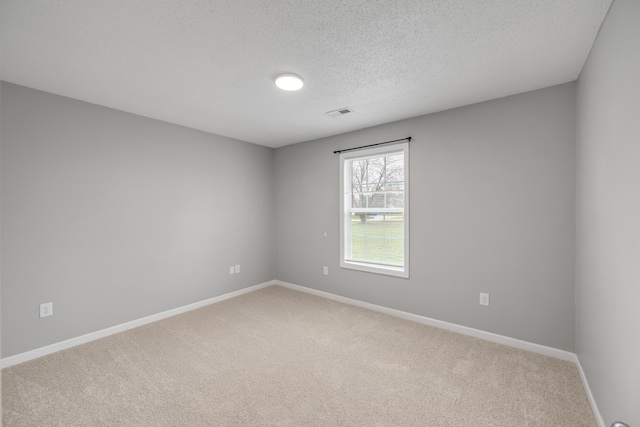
(274, 73, 304, 91)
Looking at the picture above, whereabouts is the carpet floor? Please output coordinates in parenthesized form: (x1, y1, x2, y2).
(2, 285, 596, 426)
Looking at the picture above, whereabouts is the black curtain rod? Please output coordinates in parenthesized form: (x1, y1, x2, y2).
(333, 137, 412, 154)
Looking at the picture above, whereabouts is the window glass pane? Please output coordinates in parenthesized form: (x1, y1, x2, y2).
(350, 152, 405, 210)
(351, 192, 366, 209)
(387, 191, 404, 208)
(348, 212, 404, 267)
(368, 192, 386, 208)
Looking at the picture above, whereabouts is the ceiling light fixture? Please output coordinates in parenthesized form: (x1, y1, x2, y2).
(275, 73, 304, 91)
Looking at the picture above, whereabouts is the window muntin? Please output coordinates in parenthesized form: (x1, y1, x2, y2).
(340, 143, 409, 278)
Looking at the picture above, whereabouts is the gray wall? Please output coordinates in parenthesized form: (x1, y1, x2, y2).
(1, 66, 3, 422)
(275, 83, 577, 351)
(0, 82, 274, 358)
(576, 0, 640, 424)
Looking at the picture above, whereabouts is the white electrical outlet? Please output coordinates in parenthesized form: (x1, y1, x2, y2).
(230, 266, 235, 275)
(40, 302, 53, 318)
(323, 266, 328, 275)
(235, 264, 240, 274)
(479, 293, 490, 306)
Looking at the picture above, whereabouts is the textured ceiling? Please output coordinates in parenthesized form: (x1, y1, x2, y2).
(1, 0, 612, 148)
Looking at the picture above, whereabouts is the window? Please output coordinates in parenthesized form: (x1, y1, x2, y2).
(340, 143, 409, 278)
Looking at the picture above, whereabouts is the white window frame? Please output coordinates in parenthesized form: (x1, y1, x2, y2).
(340, 142, 409, 278)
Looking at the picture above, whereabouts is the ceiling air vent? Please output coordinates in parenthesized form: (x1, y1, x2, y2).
(325, 107, 354, 118)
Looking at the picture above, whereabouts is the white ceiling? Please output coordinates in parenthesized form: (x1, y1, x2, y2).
(1, 0, 612, 148)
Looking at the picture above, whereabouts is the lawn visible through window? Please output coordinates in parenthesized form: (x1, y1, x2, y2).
(350, 213, 404, 266)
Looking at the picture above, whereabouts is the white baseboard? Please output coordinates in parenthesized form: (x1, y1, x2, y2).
(276, 280, 576, 361)
(0, 280, 276, 369)
(575, 356, 606, 427)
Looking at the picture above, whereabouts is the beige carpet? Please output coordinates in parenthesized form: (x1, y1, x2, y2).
(3, 285, 596, 426)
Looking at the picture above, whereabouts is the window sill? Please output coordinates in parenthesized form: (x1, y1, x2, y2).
(340, 260, 409, 279)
